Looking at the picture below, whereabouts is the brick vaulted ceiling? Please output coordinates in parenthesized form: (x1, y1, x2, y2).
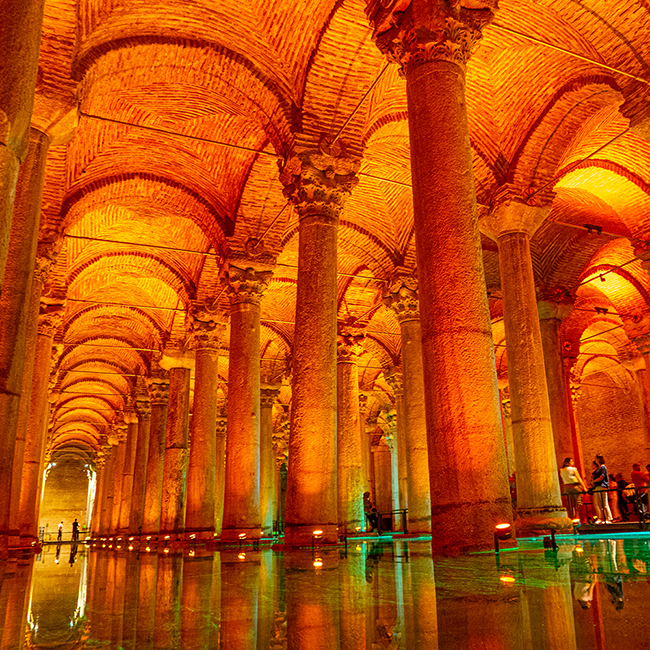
(34, 0, 650, 458)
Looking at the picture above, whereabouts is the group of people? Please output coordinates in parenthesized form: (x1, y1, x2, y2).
(56, 519, 81, 541)
(560, 456, 650, 524)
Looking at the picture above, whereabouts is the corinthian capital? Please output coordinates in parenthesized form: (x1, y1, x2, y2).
(37, 299, 65, 337)
(261, 386, 281, 409)
(365, 0, 497, 74)
(34, 226, 63, 284)
(227, 264, 272, 306)
(187, 302, 228, 350)
(383, 369, 403, 395)
(147, 360, 170, 405)
(337, 320, 366, 362)
(383, 270, 419, 322)
(279, 134, 360, 222)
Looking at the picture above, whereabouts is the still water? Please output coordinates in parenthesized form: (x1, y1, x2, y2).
(1, 535, 649, 648)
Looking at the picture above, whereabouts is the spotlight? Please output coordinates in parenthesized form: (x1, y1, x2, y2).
(494, 523, 513, 553)
(313, 557, 323, 568)
(163, 548, 169, 554)
(146, 536, 152, 541)
(499, 571, 516, 585)
(145, 546, 151, 552)
(238, 552, 246, 560)
(164, 535, 170, 540)
(128, 546, 134, 551)
(189, 550, 195, 557)
(116, 545, 121, 550)
(189, 534, 196, 540)
(128, 537, 134, 541)
(312, 529, 323, 550)
(355, 526, 361, 533)
(572, 518, 581, 531)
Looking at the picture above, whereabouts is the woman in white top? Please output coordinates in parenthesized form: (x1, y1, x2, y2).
(560, 457, 587, 520)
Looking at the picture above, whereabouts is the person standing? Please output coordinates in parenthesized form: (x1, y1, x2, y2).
(631, 463, 649, 520)
(57, 521, 63, 541)
(614, 473, 630, 522)
(72, 518, 79, 541)
(363, 491, 379, 533)
(591, 455, 613, 524)
(559, 457, 587, 520)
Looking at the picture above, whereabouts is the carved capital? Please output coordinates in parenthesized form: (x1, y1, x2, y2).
(34, 226, 63, 283)
(116, 422, 128, 444)
(135, 396, 152, 421)
(37, 300, 65, 337)
(227, 265, 272, 306)
(384, 369, 403, 395)
(337, 321, 366, 362)
(365, 0, 497, 74)
(570, 382, 581, 407)
(536, 285, 575, 320)
(147, 375, 170, 405)
(501, 397, 511, 419)
(187, 302, 228, 350)
(358, 393, 369, 413)
(383, 271, 419, 322)
(279, 135, 360, 222)
(261, 386, 281, 409)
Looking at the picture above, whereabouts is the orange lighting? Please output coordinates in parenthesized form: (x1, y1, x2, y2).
(238, 553, 246, 560)
(145, 546, 151, 552)
(572, 518, 581, 526)
(164, 535, 170, 540)
(128, 537, 134, 541)
(189, 534, 196, 540)
(495, 523, 511, 530)
(128, 546, 134, 551)
(164, 548, 169, 554)
(313, 558, 323, 567)
(313, 530, 323, 537)
(146, 536, 152, 541)
(500, 575, 516, 584)
(238, 533, 247, 539)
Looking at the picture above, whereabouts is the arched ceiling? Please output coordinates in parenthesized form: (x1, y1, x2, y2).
(34, 0, 650, 458)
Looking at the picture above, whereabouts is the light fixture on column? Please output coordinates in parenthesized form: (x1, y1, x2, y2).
(313, 557, 323, 568)
(312, 529, 323, 551)
(238, 532, 247, 549)
(494, 523, 512, 553)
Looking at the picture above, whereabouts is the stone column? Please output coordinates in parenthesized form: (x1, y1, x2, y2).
(159, 353, 193, 539)
(99, 441, 117, 537)
(185, 305, 227, 540)
(110, 423, 128, 536)
(537, 292, 575, 466)
(358, 394, 371, 494)
(500, 389, 516, 477)
(18, 301, 64, 544)
(382, 409, 401, 520)
(384, 272, 431, 533)
(214, 414, 227, 536)
(142, 370, 170, 538)
(384, 372, 408, 520)
(260, 385, 280, 536)
(221, 263, 271, 541)
(279, 137, 359, 546)
(336, 326, 365, 533)
(481, 193, 568, 533)
(0, 0, 46, 289)
(130, 390, 151, 536)
(0, 129, 50, 556)
(91, 451, 107, 539)
(365, 0, 513, 552)
(118, 403, 139, 535)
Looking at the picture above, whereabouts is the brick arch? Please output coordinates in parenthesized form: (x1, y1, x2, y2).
(59, 375, 131, 397)
(67, 250, 196, 305)
(57, 335, 152, 375)
(62, 172, 232, 250)
(74, 35, 296, 156)
(509, 76, 623, 190)
(555, 159, 650, 198)
(62, 304, 166, 348)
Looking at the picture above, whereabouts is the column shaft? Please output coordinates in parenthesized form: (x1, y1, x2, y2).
(260, 389, 278, 536)
(118, 417, 139, 533)
(160, 366, 191, 536)
(539, 317, 574, 465)
(186, 347, 220, 538)
(406, 59, 511, 551)
(110, 440, 127, 535)
(100, 446, 117, 536)
(214, 420, 227, 536)
(498, 232, 565, 528)
(222, 299, 262, 540)
(337, 358, 364, 533)
(18, 323, 56, 542)
(130, 406, 151, 536)
(142, 377, 169, 537)
(285, 212, 339, 544)
(0, 0, 46, 288)
(0, 130, 49, 556)
(400, 319, 431, 533)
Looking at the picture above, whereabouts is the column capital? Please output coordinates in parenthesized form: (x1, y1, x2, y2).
(187, 302, 228, 350)
(383, 270, 419, 322)
(122, 398, 139, 425)
(358, 392, 369, 413)
(116, 422, 129, 443)
(383, 368, 404, 395)
(261, 385, 281, 409)
(279, 135, 360, 222)
(365, 0, 496, 74)
(480, 187, 555, 240)
(135, 395, 152, 421)
(536, 285, 575, 320)
(37, 299, 65, 337)
(147, 371, 170, 405)
(337, 320, 366, 362)
(227, 263, 272, 307)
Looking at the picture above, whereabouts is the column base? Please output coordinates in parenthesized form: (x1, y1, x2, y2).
(406, 516, 432, 534)
(283, 523, 338, 547)
(185, 528, 216, 542)
(515, 507, 573, 537)
(220, 526, 262, 543)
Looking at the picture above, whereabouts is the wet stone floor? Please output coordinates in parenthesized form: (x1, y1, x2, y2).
(1, 535, 650, 648)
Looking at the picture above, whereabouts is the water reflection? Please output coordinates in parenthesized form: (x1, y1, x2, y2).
(2, 536, 650, 648)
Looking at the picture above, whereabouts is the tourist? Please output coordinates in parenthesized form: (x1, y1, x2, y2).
(57, 521, 63, 541)
(631, 463, 649, 519)
(363, 491, 379, 533)
(591, 455, 613, 524)
(559, 457, 586, 520)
